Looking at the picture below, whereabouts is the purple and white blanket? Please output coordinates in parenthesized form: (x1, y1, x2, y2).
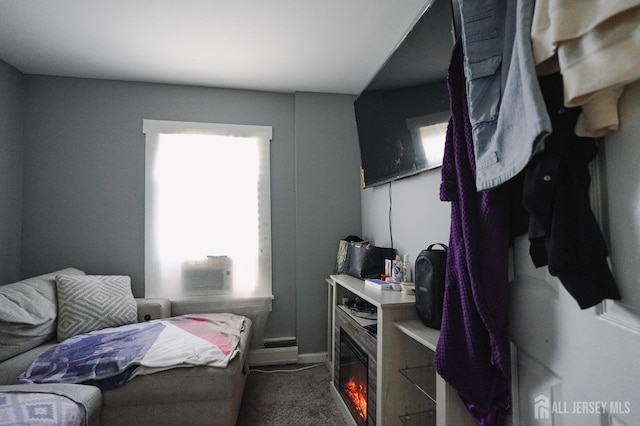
(18, 313, 246, 390)
(0, 390, 85, 426)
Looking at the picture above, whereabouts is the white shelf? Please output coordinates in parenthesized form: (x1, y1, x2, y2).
(328, 275, 475, 426)
(330, 274, 415, 308)
(393, 320, 440, 351)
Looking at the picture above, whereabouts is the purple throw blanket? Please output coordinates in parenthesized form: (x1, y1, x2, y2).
(434, 39, 511, 425)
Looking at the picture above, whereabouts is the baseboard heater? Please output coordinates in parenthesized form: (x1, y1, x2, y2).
(248, 337, 298, 366)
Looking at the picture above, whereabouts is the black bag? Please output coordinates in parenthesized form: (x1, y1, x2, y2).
(335, 236, 364, 274)
(346, 242, 396, 280)
(415, 243, 448, 329)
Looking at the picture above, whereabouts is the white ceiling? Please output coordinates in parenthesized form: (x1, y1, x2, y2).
(0, 0, 445, 95)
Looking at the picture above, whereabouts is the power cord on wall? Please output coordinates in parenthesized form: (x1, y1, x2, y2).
(388, 182, 394, 248)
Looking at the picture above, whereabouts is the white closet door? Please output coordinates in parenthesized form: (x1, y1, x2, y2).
(508, 82, 640, 426)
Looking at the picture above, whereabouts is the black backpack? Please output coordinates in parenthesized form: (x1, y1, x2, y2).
(415, 243, 448, 329)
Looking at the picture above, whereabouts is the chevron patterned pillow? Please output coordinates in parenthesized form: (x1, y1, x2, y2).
(55, 275, 138, 341)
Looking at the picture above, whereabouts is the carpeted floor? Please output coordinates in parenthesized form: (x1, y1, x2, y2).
(236, 363, 348, 426)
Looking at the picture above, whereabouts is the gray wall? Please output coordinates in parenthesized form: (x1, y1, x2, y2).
(18, 75, 362, 351)
(3, 64, 451, 355)
(0, 60, 23, 284)
(360, 80, 451, 268)
(294, 92, 362, 353)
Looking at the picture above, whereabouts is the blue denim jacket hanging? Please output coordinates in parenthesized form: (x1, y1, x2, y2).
(458, 0, 551, 190)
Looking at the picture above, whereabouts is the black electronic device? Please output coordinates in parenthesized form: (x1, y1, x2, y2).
(415, 243, 448, 329)
(354, 0, 455, 188)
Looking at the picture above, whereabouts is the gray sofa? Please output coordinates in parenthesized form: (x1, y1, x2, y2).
(0, 268, 253, 426)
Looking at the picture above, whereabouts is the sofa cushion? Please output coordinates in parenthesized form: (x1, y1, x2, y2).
(101, 317, 252, 407)
(0, 268, 85, 362)
(0, 383, 102, 426)
(0, 342, 57, 386)
(56, 275, 138, 341)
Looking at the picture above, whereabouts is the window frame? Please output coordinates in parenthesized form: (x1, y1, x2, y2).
(142, 119, 273, 300)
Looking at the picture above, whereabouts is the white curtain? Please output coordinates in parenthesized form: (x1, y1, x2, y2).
(143, 119, 272, 302)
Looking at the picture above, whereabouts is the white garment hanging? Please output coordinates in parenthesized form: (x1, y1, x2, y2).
(531, 0, 640, 137)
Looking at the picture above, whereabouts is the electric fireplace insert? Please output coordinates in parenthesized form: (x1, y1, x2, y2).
(339, 328, 369, 426)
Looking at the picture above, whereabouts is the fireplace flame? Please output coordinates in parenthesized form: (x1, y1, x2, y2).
(344, 377, 367, 421)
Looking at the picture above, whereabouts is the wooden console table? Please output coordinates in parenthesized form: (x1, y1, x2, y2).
(327, 274, 474, 426)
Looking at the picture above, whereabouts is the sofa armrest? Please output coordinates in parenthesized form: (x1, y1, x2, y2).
(135, 298, 171, 322)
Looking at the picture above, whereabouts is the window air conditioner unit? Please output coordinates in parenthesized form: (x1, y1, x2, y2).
(181, 256, 232, 295)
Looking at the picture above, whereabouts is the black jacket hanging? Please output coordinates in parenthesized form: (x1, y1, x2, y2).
(522, 73, 621, 309)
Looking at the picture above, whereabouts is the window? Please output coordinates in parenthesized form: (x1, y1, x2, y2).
(143, 120, 272, 301)
(418, 121, 448, 167)
(406, 111, 449, 171)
